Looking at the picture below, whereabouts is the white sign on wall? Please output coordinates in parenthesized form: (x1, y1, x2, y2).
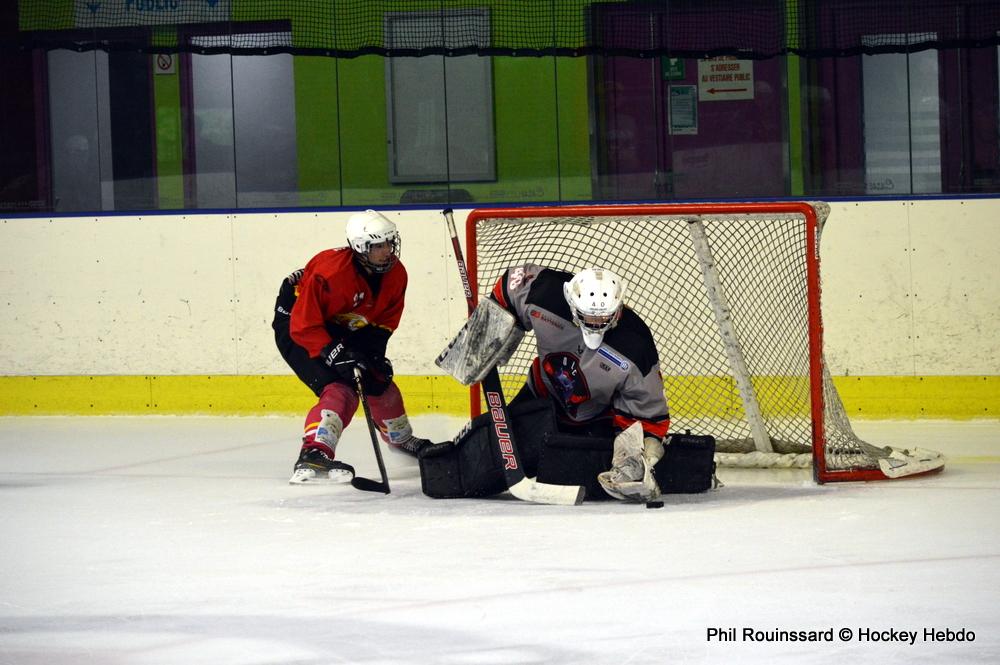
(668, 85, 698, 135)
(698, 58, 755, 101)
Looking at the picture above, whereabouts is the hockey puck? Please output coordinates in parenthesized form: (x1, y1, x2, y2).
(645, 501, 664, 509)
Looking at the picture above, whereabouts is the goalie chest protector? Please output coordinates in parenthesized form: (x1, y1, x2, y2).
(653, 432, 718, 494)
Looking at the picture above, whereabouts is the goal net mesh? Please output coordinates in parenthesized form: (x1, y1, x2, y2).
(469, 205, 890, 475)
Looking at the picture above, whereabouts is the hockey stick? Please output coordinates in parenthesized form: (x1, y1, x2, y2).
(350, 366, 391, 494)
(442, 208, 585, 506)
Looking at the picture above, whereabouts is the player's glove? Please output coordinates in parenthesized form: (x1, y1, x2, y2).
(319, 341, 369, 382)
(363, 355, 394, 396)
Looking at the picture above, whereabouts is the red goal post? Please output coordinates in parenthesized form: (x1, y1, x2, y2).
(461, 202, 945, 484)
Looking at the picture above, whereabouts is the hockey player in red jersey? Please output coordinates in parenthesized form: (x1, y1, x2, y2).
(272, 209, 430, 484)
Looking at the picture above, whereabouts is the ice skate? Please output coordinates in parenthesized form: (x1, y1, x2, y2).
(289, 447, 355, 484)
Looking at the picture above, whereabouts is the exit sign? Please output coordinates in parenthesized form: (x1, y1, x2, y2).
(661, 57, 686, 80)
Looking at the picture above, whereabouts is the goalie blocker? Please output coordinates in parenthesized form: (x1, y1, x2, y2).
(435, 297, 524, 385)
(418, 399, 718, 500)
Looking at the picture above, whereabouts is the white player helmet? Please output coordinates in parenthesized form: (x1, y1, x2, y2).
(563, 267, 626, 350)
(345, 209, 400, 273)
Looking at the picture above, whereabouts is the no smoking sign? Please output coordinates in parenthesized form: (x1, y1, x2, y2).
(155, 54, 176, 75)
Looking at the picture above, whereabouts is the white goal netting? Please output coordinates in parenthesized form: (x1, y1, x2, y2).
(467, 203, 944, 482)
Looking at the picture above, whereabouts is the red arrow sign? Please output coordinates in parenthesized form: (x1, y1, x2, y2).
(707, 87, 748, 94)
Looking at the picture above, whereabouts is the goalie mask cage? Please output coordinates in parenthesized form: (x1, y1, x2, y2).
(465, 202, 945, 484)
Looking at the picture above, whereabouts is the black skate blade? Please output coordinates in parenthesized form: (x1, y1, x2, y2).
(351, 476, 391, 494)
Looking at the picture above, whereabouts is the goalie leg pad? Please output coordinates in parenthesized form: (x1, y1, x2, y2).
(653, 432, 719, 493)
(537, 433, 614, 500)
(417, 398, 557, 498)
(418, 439, 506, 498)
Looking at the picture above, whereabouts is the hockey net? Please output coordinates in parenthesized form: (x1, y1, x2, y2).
(465, 203, 945, 483)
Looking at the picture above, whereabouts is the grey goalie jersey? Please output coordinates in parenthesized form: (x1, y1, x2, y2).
(491, 264, 671, 439)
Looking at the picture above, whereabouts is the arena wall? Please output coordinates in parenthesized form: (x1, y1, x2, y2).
(1, 200, 998, 417)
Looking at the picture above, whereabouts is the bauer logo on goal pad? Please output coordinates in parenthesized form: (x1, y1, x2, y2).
(486, 391, 518, 470)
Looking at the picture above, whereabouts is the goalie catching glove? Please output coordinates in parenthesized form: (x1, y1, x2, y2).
(597, 422, 664, 502)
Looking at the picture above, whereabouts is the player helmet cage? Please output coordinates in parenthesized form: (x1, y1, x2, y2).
(345, 210, 401, 273)
(563, 268, 626, 350)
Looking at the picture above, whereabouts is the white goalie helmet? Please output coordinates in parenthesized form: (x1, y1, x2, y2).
(563, 267, 626, 350)
(345, 209, 400, 273)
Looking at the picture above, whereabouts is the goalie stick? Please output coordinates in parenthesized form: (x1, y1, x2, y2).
(442, 208, 585, 506)
(350, 366, 391, 494)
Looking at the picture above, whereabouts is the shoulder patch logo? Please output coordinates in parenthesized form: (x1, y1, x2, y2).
(597, 347, 630, 371)
(508, 266, 535, 291)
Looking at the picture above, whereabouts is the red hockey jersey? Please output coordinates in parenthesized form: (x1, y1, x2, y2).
(289, 247, 407, 358)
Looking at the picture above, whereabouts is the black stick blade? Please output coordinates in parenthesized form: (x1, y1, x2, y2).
(351, 476, 391, 494)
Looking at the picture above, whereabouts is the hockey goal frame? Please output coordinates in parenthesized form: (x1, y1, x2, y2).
(462, 202, 943, 484)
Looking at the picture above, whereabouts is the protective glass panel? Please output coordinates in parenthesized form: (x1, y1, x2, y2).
(862, 44, 941, 194)
(47, 50, 109, 212)
(190, 35, 298, 209)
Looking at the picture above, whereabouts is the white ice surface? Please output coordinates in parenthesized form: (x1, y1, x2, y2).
(1, 416, 998, 665)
